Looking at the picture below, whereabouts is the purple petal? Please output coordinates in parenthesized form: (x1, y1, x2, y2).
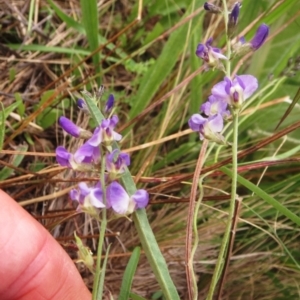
(250, 24, 269, 50)
(229, 2, 241, 26)
(188, 114, 206, 131)
(105, 94, 114, 113)
(235, 75, 258, 99)
(196, 43, 206, 58)
(74, 142, 97, 163)
(56, 146, 72, 167)
(59, 116, 81, 138)
(89, 188, 105, 208)
(211, 79, 230, 102)
(208, 114, 223, 132)
(132, 189, 149, 209)
(106, 181, 129, 215)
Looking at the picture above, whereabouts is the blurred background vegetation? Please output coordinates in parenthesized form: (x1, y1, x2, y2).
(0, 0, 300, 299)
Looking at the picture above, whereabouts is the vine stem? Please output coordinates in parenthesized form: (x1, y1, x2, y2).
(185, 139, 208, 300)
(206, 111, 239, 300)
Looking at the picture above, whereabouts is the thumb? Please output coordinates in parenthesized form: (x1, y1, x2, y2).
(0, 189, 91, 300)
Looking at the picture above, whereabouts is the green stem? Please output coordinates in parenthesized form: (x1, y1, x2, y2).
(222, 0, 231, 75)
(190, 174, 206, 300)
(92, 147, 107, 300)
(206, 112, 239, 300)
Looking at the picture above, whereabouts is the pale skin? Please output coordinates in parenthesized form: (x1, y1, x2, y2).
(0, 190, 92, 300)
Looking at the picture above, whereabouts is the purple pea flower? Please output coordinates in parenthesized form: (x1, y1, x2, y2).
(106, 181, 149, 215)
(77, 98, 90, 114)
(196, 38, 227, 69)
(56, 146, 74, 168)
(105, 94, 114, 113)
(211, 75, 258, 109)
(70, 182, 105, 214)
(87, 115, 122, 147)
(229, 2, 241, 27)
(74, 140, 100, 164)
(56, 146, 94, 170)
(106, 149, 130, 180)
(59, 116, 92, 139)
(73, 116, 122, 164)
(201, 96, 230, 119)
(250, 23, 269, 50)
(204, 2, 222, 14)
(233, 24, 269, 56)
(189, 113, 226, 144)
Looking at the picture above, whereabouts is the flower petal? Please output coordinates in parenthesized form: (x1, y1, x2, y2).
(188, 114, 206, 131)
(106, 181, 129, 215)
(236, 75, 258, 99)
(56, 146, 72, 167)
(132, 189, 149, 209)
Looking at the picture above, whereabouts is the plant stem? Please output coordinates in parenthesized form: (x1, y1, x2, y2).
(92, 147, 107, 300)
(206, 111, 239, 300)
(185, 139, 208, 300)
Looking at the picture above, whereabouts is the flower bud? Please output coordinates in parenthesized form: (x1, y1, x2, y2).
(204, 2, 222, 14)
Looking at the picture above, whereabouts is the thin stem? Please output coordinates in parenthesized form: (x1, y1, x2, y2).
(185, 139, 208, 300)
(92, 147, 107, 300)
(191, 173, 209, 300)
(216, 198, 242, 299)
(206, 112, 239, 300)
(222, 0, 231, 76)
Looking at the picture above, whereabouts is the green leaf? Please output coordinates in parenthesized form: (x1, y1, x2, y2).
(79, 0, 101, 82)
(119, 247, 141, 300)
(221, 166, 300, 226)
(0, 144, 28, 180)
(128, 5, 191, 120)
(47, 0, 85, 33)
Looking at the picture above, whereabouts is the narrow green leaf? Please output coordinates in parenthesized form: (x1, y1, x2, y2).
(221, 166, 300, 226)
(96, 243, 111, 300)
(129, 293, 147, 300)
(119, 247, 141, 300)
(79, 0, 101, 82)
(82, 92, 180, 300)
(128, 5, 191, 120)
(47, 0, 85, 33)
(7, 44, 90, 55)
(275, 87, 300, 130)
(0, 144, 28, 180)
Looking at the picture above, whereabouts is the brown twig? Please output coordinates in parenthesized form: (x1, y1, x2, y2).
(185, 139, 208, 300)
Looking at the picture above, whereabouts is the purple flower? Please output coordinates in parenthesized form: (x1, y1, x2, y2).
(77, 98, 90, 114)
(56, 146, 73, 168)
(88, 115, 122, 147)
(229, 2, 241, 27)
(204, 2, 222, 14)
(106, 149, 130, 180)
(211, 75, 258, 108)
(74, 140, 100, 164)
(56, 146, 94, 170)
(250, 24, 269, 50)
(59, 116, 91, 139)
(105, 94, 114, 113)
(201, 96, 230, 118)
(233, 24, 269, 56)
(196, 38, 227, 68)
(70, 182, 105, 213)
(189, 113, 224, 144)
(106, 181, 149, 215)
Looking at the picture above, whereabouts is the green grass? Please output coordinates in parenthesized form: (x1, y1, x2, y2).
(1, 0, 300, 298)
